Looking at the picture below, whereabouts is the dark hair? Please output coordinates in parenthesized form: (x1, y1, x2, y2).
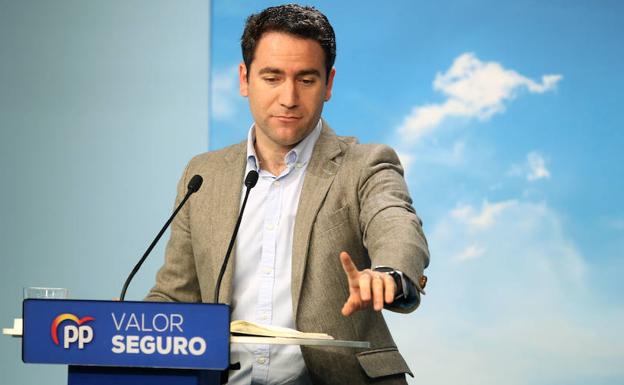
(241, 4, 336, 81)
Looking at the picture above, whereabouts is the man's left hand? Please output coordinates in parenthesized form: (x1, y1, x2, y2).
(339, 251, 396, 316)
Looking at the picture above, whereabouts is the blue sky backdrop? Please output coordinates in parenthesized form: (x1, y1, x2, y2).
(209, 1, 623, 384)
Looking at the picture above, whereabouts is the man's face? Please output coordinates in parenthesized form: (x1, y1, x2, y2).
(239, 31, 335, 152)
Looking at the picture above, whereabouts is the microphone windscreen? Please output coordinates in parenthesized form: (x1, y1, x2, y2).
(245, 170, 259, 188)
(187, 174, 203, 193)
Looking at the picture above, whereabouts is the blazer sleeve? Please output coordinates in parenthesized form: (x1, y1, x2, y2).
(144, 160, 202, 303)
(357, 144, 430, 312)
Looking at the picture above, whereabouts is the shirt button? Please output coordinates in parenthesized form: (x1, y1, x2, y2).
(295, 163, 303, 168)
(256, 357, 266, 364)
(264, 268, 272, 275)
(266, 224, 275, 231)
(274, 180, 281, 186)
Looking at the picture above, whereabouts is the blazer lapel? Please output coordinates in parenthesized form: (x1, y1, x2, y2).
(291, 123, 343, 319)
(212, 141, 246, 303)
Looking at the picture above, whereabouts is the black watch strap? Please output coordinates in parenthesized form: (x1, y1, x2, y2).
(373, 267, 404, 300)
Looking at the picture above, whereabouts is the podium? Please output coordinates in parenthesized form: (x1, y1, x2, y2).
(15, 299, 230, 385)
(4, 299, 369, 384)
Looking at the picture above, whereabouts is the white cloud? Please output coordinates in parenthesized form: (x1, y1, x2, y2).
(386, 199, 624, 385)
(440, 199, 586, 291)
(508, 151, 551, 182)
(453, 243, 486, 261)
(397, 53, 563, 141)
(451, 200, 517, 229)
(527, 151, 551, 181)
(210, 65, 242, 121)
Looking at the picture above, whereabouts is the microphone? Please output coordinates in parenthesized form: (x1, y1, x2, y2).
(244, 169, 259, 188)
(213, 170, 259, 303)
(187, 174, 203, 193)
(119, 174, 203, 301)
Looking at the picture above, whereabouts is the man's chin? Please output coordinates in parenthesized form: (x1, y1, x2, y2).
(256, 120, 316, 148)
(272, 126, 310, 142)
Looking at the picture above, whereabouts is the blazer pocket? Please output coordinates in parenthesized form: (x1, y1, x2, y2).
(315, 205, 350, 234)
(356, 347, 414, 378)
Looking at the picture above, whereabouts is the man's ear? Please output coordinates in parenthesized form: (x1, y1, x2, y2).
(324, 67, 336, 101)
(239, 61, 249, 97)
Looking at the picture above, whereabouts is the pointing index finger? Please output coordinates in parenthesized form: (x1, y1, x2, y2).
(340, 251, 359, 280)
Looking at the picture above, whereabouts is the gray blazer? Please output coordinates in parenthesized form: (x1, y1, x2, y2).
(146, 123, 430, 384)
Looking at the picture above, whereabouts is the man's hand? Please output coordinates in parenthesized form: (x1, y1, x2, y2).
(340, 251, 396, 316)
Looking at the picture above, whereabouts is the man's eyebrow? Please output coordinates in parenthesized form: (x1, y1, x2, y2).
(296, 69, 321, 77)
(258, 67, 284, 75)
(256, 67, 321, 77)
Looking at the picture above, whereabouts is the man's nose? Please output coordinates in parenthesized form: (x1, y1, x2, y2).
(279, 80, 299, 108)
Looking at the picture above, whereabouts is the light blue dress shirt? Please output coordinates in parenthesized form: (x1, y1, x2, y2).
(226, 119, 419, 384)
(228, 120, 322, 385)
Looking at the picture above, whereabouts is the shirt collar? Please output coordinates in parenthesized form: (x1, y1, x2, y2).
(246, 119, 323, 172)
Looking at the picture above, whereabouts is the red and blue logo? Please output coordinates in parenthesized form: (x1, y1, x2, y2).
(50, 313, 95, 349)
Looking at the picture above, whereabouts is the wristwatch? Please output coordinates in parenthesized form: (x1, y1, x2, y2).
(373, 266, 406, 300)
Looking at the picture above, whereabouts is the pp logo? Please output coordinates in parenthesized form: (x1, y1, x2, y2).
(51, 313, 95, 349)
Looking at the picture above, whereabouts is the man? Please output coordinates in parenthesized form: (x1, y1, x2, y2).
(147, 4, 429, 385)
